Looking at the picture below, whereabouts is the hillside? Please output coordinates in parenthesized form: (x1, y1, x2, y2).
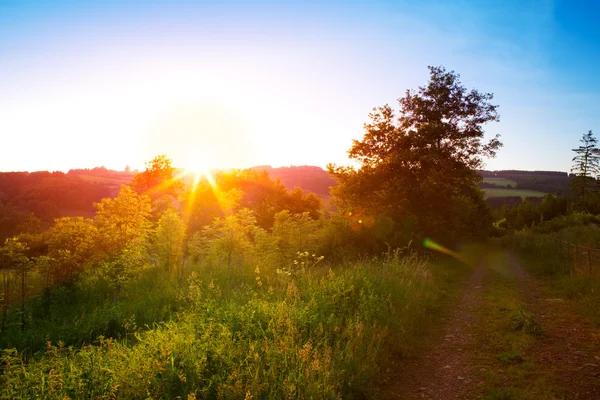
(480, 170, 571, 195)
(251, 165, 335, 198)
(252, 167, 573, 206)
(0, 168, 134, 240)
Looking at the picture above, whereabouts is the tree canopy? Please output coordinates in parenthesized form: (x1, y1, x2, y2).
(328, 66, 502, 244)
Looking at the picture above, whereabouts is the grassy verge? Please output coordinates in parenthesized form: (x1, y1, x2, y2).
(0, 253, 468, 399)
(503, 226, 600, 324)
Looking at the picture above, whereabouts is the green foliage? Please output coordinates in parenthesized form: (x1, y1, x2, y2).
(94, 186, 152, 292)
(0, 266, 181, 352)
(183, 170, 322, 235)
(509, 305, 543, 337)
(155, 209, 186, 278)
(495, 348, 524, 366)
(188, 208, 258, 276)
(45, 217, 98, 285)
(494, 194, 571, 233)
(504, 226, 600, 325)
(484, 387, 517, 400)
(0, 252, 452, 399)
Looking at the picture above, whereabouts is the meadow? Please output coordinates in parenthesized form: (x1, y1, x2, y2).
(0, 168, 473, 399)
(0, 247, 466, 399)
(483, 188, 546, 199)
(482, 177, 518, 187)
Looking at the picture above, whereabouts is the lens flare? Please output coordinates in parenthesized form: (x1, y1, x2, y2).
(423, 238, 469, 264)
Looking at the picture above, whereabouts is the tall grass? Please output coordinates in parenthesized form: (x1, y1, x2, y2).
(0, 252, 463, 399)
(504, 224, 600, 324)
(0, 267, 182, 352)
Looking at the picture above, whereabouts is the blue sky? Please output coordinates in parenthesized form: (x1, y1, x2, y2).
(0, 0, 598, 172)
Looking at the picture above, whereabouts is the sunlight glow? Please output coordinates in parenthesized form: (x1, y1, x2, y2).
(188, 167, 217, 190)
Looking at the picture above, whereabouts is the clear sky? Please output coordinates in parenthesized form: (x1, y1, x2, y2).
(1, 0, 598, 173)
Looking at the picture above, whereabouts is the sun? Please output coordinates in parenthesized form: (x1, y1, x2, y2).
(185, 162, 217, 189)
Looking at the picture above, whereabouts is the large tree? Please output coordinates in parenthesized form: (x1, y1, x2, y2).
(571, 130, 600, 202)
(328, 66, 501, 245)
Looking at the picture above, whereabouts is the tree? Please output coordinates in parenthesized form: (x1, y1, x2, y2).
(188, 208, 257, 280)
(155, 209, 186, 283)
(130, 155, 183, 217)
(131, 155, 182, 196)
(328, 66, 501, 245)
(571, 130, 600, 202)
(94, 186, 152, 299)
(44, 217, 98, 286)
(2, 238, 32, 332)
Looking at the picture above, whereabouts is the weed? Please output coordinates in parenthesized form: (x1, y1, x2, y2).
(509, 305, 543, 337)
(495, 348, 524, 365)
(484, 387, 517, 400)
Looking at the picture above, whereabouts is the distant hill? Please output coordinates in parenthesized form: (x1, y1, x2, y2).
(251, 165, 335, 198)
(477, 170, 573, 208)
(67, 167, 135, 195)
(0, 170, 124, 240)
(250, 166, 574, 207)
(478, 170, 571, 196)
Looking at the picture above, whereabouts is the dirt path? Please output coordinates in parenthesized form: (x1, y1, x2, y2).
(386, 247, 600, 399)
(385, 263, 487, 399)
(508, 253, 600, 399)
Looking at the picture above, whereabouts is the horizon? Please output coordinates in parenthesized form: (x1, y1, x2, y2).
(1, 0, 599, 173)
(2, 162, 574, 175)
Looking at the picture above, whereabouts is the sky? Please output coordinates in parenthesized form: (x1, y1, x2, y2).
(1, 0, 599, 173)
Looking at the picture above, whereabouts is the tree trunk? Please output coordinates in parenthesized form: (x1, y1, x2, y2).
(20, 271, 25, 333)
(113, 283, 122, 303)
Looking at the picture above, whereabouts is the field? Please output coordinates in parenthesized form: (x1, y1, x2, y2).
(77, 174, 132, 185)
(483, 187, 546, 198)
(0, 251, 467, 399)
(482, 177, 518, 187)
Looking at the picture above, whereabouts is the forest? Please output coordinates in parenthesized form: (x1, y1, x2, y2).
(2, 66, 600, 399)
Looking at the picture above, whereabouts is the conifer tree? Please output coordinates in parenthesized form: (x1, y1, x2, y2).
(571, 130, 600, 202)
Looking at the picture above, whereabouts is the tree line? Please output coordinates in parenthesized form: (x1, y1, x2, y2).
(494, 130, 600, 232)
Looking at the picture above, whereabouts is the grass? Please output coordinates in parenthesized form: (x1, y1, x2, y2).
(0, 252, 466, 399)
(504, 226, 600, 323)
(483, 177, 518, 187)
(483, 188, 546, 199)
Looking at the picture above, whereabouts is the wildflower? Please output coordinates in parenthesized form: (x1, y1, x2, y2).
(298, 341, 312, 361)
(311, 357, 321, 372)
